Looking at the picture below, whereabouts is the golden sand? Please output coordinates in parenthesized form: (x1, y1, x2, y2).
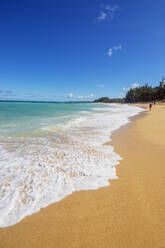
(0, 103, 165, 248)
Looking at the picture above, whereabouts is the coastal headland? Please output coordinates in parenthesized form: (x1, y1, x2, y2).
(0, 103, 165, 248)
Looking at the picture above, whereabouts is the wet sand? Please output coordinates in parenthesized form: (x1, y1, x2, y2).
(0, 103, 165, 248)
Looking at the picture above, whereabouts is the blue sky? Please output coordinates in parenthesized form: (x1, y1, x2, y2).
(0, 0, 165, 101)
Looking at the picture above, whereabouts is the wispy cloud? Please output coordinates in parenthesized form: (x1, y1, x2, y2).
(122, 87, 129, 91)
(108, 48, 113, 56)
(120, 92, 125, 97)
(0, 89, 14, 97)
(108, 44, 122, 57)
(89, 93, 94, 98)
(97, 11, 107, 21)
(97, 4, 119, 22)
(64, 93, 73, 99)
(98, 84, 105, 88)
(113, 44, 122, 51)
(105, 4, 119, 12)
(68, 93, 73, 98)
(0, 90, 94, 102)
(77, 93, 94, 100)
(131, 83, 140, 89)
(121, 83, 140, 97)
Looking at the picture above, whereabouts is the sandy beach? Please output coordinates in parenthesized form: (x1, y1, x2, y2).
(0, 103, 165, 248)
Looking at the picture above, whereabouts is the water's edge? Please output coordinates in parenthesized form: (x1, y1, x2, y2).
(0, 104, 145, 228)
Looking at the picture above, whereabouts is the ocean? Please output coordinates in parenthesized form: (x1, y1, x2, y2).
(0, 102, 144, 227)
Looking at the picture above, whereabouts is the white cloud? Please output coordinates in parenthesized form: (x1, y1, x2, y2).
(108, 48, 113, 57)
(108, 44, 122, 57)
(77, 93, 94, 100)
(121, 83, 140, 96)
(97, 11, 107, 21)
(98, 84, 104, 88)
(113, 44, 122, 51)
(0, 89, 14, 96)
(120, 92, 125, 96)
(122, 87, 129, 91)
(64, 93, 73, 99)
(68, 93, 73, 98)
(105, 4, 119, 12)
(131, 83, 140, 89)
(97, 4, 119, 22)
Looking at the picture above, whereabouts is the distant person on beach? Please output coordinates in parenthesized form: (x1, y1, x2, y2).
(149, 103, 152, 111)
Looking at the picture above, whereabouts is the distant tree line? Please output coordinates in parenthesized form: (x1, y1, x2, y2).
(125, 81, 165, 103)
(94, 79, 165, 103)
(94, 97, 124, 103)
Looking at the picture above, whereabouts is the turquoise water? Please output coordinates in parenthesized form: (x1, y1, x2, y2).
(0, 102, 108, 136)
(0, 101, 144, 228)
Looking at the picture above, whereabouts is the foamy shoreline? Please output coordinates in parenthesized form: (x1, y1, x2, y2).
(0, 103, 144, 227)
(1, 104, 165, 248)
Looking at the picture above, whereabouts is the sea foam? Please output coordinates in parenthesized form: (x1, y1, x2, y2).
(0, 104, 144, 227)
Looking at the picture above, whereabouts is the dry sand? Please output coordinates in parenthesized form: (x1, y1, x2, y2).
(0, 103, 165, 248)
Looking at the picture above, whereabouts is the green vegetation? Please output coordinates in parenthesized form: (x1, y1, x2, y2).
(94, 79, 165, 104)
(125, 81, 165, 103)
(94, 97, 124, 103)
